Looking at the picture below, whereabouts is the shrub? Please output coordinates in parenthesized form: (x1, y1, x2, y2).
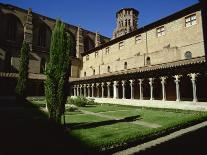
(65, 104, 78, 112)
(67, 96, 96, 107)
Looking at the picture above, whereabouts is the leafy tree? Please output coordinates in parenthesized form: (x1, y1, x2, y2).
(45, 19, 71, 123)
(15, 41, 30, 98)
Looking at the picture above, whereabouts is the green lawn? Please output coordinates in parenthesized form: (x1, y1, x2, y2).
(66, 104, 207, 151)
(30, 100, 207, 152)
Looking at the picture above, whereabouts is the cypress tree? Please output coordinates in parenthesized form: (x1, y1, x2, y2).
(45, 19, 71, 123)
(15, 41, 30, 99)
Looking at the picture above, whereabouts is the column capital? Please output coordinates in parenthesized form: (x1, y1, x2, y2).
(113, 81, 118, 86)
(74, 85, 76, 88)
(160, 76, 167, 84)
(91, 83, 95, 87)
(96, 83, 100, 87)
(87, 84, 90, 88)
(122, 80, 126, 86)
(83, 84, 87, 87)
(188, 73, 199, 81)
(101, 82, 105, 87)
(129, 79, 135, 86)
(173, 75, 182, 82)
(139, 79, 144, 84)
(107, 82, 111, 86)
(149, 78, 154, 85)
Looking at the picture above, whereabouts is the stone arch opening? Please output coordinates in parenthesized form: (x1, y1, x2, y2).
(84, 36, 95, 52)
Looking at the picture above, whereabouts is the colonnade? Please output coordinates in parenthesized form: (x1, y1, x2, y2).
(72, 73, 199, 102)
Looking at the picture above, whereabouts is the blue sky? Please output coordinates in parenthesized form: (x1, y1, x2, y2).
(0, 0, 199, 38)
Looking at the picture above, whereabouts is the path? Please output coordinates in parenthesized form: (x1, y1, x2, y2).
(80, 109, 161, 128)
(113, 121, 207, 155)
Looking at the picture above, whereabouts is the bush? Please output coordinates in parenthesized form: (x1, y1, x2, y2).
(67, 96, 96, 107)
(65, 104, 78, 112)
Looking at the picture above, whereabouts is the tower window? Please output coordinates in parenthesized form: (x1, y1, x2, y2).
(93, 69, 95, 75)
(124, 62, 127, 69)
(146, 57, 151, 65)
(105, 47, 110, 54)
(135, 35, 142, 44)
(107, 66, 110, 72)
(119, 41, 124, 50)
(185, 14, 196, 27)
(84, 72, 86, 77)
(157, 26, 165, 37)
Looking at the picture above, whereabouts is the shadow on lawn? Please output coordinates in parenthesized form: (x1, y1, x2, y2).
(68, 115, 140, 130)
(0, 98, 99, 155)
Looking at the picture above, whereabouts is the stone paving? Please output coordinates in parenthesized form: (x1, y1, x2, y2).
(113, 121, 207, 155)
(80, 109, 161, 128)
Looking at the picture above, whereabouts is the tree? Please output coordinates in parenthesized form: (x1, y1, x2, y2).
(15, 41, 30, 99)
(45, 19, 71, 124)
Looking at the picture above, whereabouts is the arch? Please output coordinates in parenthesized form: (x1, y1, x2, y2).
(185, 51, 192, 59)
(146, 57, 151, 65)
(65, 30, 76, 57)
(33, 20, 52, 50)
(2, 14, 24, 43)
(84, 36, 95, 52)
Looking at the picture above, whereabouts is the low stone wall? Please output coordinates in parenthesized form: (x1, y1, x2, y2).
(84, 97, 207, 111)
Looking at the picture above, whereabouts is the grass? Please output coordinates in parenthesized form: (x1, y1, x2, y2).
(30, 100, 207, 153)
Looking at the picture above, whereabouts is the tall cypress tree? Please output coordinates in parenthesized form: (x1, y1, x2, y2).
(16, 41, 30, 99)
(45, 19, 71, 123)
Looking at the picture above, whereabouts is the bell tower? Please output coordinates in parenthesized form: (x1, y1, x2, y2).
(113, 8, 139, 39)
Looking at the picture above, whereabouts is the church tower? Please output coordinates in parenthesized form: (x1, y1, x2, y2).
(113, 8, 139, 39)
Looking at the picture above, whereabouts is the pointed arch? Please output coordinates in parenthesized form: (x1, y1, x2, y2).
(84, 35, 95, 52)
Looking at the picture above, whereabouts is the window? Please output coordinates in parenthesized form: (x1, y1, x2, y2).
(135, 35, 142, 44)
(157, 26, 165, 37)
(38, 27, 46, 47)
(185, 14, 196, 27)
(124, 62, 127, 69)
(95, 51, 98, 57)
(105, 47, 110, 54)
(7, 20, 17, 41)
(185, 51, 192, 59)
(93, 69, 95, 75)
(86, 55, 89, 61)
(84, 72, 86, 77)
(119, 41, 124, 50)
(107, 66, 110, 72)
(146, 57, 151, 65)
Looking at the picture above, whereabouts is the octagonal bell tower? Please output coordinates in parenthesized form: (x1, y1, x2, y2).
(113, 8, 139, 39)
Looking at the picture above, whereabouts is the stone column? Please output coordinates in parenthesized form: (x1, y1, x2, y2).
(188, 73, 199, 102)
(107, 82, 111, 98)
(113, 81, 119, 99)
(73, 85, 77, 96)
(87, 84, 91, 97)
(160, 77, 167, 101)
(80, 85, 83, 96)
(174, 75, 182, 101)
(139, 79, 144, 100)
(77, 85, 79, 96)
(96, 83, 100, 97)
(130, 80, 134, 99)
(91, 83, 94, 98)
(149, 78, 154, 100)
(101, 82, 105, 98)
(84, 84, 87, 97)
(122, 80, 126, 99)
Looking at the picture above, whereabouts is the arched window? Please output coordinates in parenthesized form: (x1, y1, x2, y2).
(146, 57, 151, 65)
(93, 69, 95, 75)
(38, 26, 46, 47)
(7, 20, 17, 41)
(124, 62, 127, 69)
(84, 72, 86, 77)
(107, 66, 110, 72)
(40, 58, 46, 74)
(185, 51, 192, 59)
